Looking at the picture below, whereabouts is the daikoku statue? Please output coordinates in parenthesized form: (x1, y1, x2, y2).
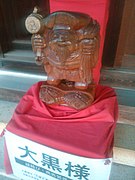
(25, 7, 100, 110)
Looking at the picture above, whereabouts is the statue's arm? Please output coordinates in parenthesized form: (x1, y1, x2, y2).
(79, 20, 100, 83)
(31, 33, 47, 65)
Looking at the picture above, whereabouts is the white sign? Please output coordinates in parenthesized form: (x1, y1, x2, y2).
(5, 130, 112, 180)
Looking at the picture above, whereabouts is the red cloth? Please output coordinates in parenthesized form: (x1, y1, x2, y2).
(49, 0, 110, 83)
(5, 82, 118, 174)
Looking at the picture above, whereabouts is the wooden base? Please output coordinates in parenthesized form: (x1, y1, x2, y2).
(39, 81, 95, 110)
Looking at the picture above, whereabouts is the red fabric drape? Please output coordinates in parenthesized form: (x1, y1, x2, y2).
(49, 0, 110, 83)
(5, 82, 118, 174)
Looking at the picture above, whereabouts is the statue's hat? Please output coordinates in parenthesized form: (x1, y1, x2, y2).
(44, 11, 91, 30)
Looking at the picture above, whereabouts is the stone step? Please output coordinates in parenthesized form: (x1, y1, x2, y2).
(0, 68, 46, 93)
(100, 68, 135, 107)
(12, 39, 32, 50)
(1, 50, 35, 64)
(114, 105, 135, 151)
(110, 163, 135, 180)
(100, 68, 135, 88)
(0, 170, 18, 180)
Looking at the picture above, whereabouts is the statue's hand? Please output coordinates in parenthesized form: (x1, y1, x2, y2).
(32, 34, 46, 51)
(32, 34, 46, 65)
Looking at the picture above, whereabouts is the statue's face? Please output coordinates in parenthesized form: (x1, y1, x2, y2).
(49, 29, 77, 49)
(47, 29, 78, 62)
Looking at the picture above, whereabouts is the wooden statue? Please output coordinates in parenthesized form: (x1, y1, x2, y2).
(25, 7, 100, 110)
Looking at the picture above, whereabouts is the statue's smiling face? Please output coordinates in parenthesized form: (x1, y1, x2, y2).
(48, 29, 78, 63)
(49, 29, 77, 48)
